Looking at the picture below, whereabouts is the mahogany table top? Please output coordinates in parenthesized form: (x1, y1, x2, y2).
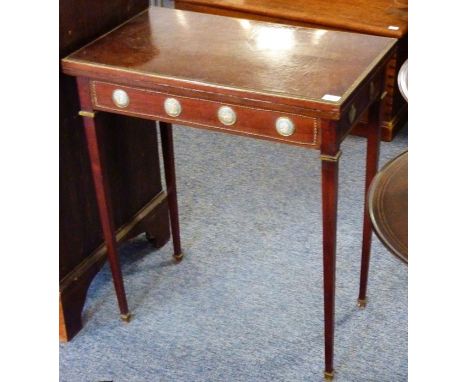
(175, 0, 408, 38)
(63, 7, 396, 118)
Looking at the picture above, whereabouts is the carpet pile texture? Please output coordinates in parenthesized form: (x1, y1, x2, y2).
(60, 124, 408, 381)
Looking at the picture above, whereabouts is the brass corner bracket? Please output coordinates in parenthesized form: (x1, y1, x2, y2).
(320, 150, 342, 162)
(78, 110, 97, 118)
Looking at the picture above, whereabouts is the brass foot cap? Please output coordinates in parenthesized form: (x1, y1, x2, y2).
(173, 252, 184, 262)
(324, 370, 334, 380)
(357, 298, 367, 308)
(120, 313, 132, 323)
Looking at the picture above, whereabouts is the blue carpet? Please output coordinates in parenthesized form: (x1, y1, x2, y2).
(60, 125, 408, 382)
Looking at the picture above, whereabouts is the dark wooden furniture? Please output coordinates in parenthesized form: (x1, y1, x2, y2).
(175, 0, 408, 142)
(368, 151, 408, 263)
(59, 0, 170, 341)
(62, 7, 396, 378)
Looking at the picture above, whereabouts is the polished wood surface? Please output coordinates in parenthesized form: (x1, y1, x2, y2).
(175, 0, 408, 141)
(368, 151, 408, 263)
(59, 0, 169, 341)
(175, 0, 408, 37)
(62, 6, 395, 377)
(160, 122, 183, 260)
(77, 77, 131, 319)
(91, 81, 321, 147)
(63, 7, 395, 115)
(320, 126, 340, 375)
(358, 99, 382, 304)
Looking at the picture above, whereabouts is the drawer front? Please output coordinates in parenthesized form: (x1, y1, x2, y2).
(336, 69, 385, 142)
(91, 81, 320, 148)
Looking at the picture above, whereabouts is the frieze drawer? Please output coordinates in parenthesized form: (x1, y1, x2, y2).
(91, 81, 320, 147)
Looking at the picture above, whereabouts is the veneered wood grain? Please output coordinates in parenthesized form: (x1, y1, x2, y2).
(62, 7, 396, 116)
(175, 0, 408, 141)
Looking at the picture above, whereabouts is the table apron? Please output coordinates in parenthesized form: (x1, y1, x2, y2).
(91, 81, 321, 148)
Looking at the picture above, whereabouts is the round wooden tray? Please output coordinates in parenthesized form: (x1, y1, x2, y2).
(368, 151, 408, 263)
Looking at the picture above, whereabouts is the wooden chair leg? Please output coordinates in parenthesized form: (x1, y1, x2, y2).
(358, 99, 382, 308)
(321, 149, 341, 379)
(159, 121, 183, 261)
(81, 112, 131, 322)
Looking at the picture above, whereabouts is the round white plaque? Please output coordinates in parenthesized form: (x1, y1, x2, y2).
(275, 117, 295, 136)
(112, 89, 130, 108)
(217, 106, 237, 126)
(164, 98, 182, 117)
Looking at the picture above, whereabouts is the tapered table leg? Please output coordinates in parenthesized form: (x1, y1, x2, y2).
(76, 77, 131, 321)
(159, 121, 183, 261)
(80, 111, 131, 322)
(358, 99, 382, 307)
(321, 149, 341, 380)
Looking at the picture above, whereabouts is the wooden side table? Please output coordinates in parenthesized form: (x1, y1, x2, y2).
(175, 0, 408, 142)
(62, 7, 396, 378)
